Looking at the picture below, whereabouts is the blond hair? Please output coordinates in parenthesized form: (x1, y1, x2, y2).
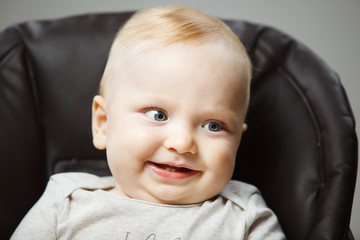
(100, 5, 252, 105)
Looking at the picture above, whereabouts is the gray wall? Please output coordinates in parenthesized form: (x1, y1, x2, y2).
(1, 0, 359, 237)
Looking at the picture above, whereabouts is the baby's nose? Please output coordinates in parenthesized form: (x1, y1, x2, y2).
(163, 125, 197, 155)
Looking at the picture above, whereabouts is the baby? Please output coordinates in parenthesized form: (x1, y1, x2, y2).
(12, 5, 285, 239)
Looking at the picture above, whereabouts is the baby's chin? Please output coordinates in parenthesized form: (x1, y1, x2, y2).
(109, 175, 226, 205)
(118, 188, 218, 205)
(142, 188, 222, 205)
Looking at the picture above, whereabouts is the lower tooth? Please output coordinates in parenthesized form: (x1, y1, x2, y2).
(166, 167, 176, 172)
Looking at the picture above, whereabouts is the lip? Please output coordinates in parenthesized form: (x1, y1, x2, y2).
(147, 161, 200, 179)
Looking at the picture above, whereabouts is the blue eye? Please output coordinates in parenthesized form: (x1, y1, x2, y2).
(145, 110, 168, 121)
(203, 122, 222, 132)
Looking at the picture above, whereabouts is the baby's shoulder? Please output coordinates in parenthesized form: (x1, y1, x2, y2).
(49, 172, 115, 198)
(220, 180, 266, 211)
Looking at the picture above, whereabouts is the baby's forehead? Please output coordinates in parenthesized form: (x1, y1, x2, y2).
(104, 42, 250, 114)
(104, 49, 248, 109)
(114, 39, 249, 72)
(106, 41, 249, 84)
(100, 5, 252, 97)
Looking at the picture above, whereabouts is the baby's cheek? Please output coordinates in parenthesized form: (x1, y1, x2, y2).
(220, 149, 237, 176)
(209, 139, 236, 161)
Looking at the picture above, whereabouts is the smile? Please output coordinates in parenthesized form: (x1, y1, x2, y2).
(147, 162, 200, 179)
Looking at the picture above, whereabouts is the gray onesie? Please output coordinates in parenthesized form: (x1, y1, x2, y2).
(11, 172, 286, 239)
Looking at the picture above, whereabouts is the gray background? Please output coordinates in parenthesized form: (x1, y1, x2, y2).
(1, 0, 359, 237)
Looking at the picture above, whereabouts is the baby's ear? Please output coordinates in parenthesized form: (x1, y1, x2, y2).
(92, 95, 107, 150)
(242, 123, 248, 133)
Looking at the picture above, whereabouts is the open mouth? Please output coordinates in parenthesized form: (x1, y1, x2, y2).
(147, 161, 199, 179)
(152, 162, 193, 173)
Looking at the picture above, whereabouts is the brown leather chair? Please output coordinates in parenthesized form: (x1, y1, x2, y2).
(0, 11, 357, 240)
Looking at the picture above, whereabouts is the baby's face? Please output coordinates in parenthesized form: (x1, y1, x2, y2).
(93, 43, 249, 204)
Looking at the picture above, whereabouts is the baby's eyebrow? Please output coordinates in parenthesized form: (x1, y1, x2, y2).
(133, 94, 176, 104)
(200, 108, 241, 126)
